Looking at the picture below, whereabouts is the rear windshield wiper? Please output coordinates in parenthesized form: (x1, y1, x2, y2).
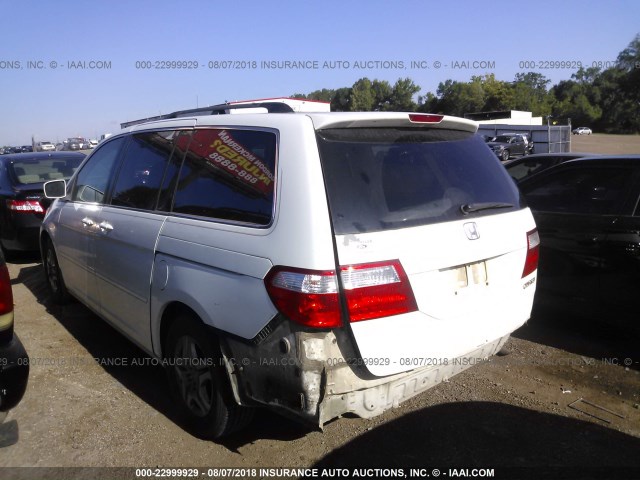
(460, 202, 513, 215)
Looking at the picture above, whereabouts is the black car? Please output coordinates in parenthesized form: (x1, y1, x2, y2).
(0, 152, 85, 252)
(0, 248, 29, 419)
(504, 152, 594, 182)
(519, 155, 640, 336)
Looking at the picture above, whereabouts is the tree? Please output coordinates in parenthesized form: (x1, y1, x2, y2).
(550, 79, 601, 127)
(387, 78, 421, 111)
(330, 87, 352, 112)
(512, 72, 552, 117)
(481, 74, 514, 112)
(608, 34, 640, 132)
(349, 78, 375, 111)
(426, 78, 485, 116)
(371, 80, 393, 110)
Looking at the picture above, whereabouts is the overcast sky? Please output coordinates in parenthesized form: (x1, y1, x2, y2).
(0, 0, 638, 145)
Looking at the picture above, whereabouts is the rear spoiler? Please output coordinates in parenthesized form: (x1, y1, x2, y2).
(120, 102, 295, 129)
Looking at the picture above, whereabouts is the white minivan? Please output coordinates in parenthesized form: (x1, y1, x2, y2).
(41, 102, 539, 438)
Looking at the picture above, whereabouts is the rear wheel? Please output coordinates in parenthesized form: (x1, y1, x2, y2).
(165, 315, 253, 438)
(43, 238, 69, 304)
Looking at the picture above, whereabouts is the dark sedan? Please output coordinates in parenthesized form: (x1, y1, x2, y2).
(0, 152, 85, 252)
(519, 155, 640, 337)
(504, 152, 594, 182)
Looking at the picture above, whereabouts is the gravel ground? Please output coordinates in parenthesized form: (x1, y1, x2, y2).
(1, 254, 639, 480)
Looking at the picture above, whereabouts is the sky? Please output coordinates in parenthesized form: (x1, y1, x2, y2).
(0, 0, 638, 146)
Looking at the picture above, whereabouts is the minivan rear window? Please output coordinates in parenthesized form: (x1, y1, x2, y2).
(317, 128, 522, 234)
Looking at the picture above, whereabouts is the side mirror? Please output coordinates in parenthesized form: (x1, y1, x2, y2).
(44, 179, 67, 199)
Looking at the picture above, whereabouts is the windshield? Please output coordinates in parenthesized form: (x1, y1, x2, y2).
(317, 128, 523, 234)
(10, 157, 83, 184)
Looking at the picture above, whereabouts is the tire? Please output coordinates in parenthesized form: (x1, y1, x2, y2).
(43, 238, 70, 304)
(501, 149, 510, 161)
(165, 315, 254, 438)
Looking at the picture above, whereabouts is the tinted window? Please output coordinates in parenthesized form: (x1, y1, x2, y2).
(111, 131, 179, 210)
(507, 158, 559, 181)
(172, 129, 276, 225)
(9, 156, 83, 184)
(73, 137, 126, 203)
(522, 166, 635, 215)
(317, 128, 522, 234)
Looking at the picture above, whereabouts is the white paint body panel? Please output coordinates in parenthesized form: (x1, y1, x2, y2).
(336, 209, 537, 376)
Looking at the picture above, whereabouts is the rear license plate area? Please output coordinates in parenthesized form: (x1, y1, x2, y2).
(443, 261, 488, 291)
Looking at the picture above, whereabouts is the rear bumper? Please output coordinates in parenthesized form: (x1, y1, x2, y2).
(0, 333, 29, 412)
(224, 321, 511, 428)
(318, 334, 509, 425)
(1, 215, 42, 251)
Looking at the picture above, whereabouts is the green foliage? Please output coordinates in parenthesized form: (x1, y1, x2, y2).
(292, 34, 640, 133)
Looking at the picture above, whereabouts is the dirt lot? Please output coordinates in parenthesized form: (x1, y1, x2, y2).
(1, 254, 639, 480)
(1, 135, 640, 480)
(572, 133, 640, 155)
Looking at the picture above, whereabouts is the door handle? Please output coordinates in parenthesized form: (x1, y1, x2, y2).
(81, 217, 95, 227)
(98, 221, 113, 232)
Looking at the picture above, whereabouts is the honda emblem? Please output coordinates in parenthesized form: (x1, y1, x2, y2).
(464, 222, 480, 240)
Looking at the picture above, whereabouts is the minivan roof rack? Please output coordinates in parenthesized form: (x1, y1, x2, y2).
(120, 102, 295, 129)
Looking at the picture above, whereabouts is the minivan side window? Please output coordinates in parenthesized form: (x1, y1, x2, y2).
(72, 137, 126, 203)
(172, 129, 277, 225)
(111, 131, 180, 210)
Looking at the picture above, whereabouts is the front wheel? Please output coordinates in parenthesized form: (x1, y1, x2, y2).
(43, 238, 70, 304)
(165, 315, 253, 438)
(501, 149, 510, 161)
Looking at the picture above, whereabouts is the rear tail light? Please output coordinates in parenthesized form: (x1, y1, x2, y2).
(264, 260, 418, 328)
(265, 267, 340, 328)
(341, 260, 418, 322)
(522, 228, 540, 278)
(6, 199, 44, 213)
(0, 264, 14, 316)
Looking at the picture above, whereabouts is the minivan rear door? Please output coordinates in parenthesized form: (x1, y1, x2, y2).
(316, 122, 536, 376)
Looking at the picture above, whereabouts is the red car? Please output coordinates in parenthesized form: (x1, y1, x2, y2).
(0, 249, 29, 420)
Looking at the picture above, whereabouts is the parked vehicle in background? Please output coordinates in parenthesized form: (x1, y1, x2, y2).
(0, 248, 29, 421)
(572, 127, 592, 135)
(64, 138, 90, 151)
(36, 141, 56, 152)
(518, 155, 640, 337)
(504, 153, 594, 182)
(20, 146, 33, 153)
(88, 139, 98, 149)
(487, 134, 529, 161)
(0, 152, 85, 252)
(42, 103, 538, 438)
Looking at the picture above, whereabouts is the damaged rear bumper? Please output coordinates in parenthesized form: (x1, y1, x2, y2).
(318, 334, 509, 425)
(223, 319, 509, 427)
